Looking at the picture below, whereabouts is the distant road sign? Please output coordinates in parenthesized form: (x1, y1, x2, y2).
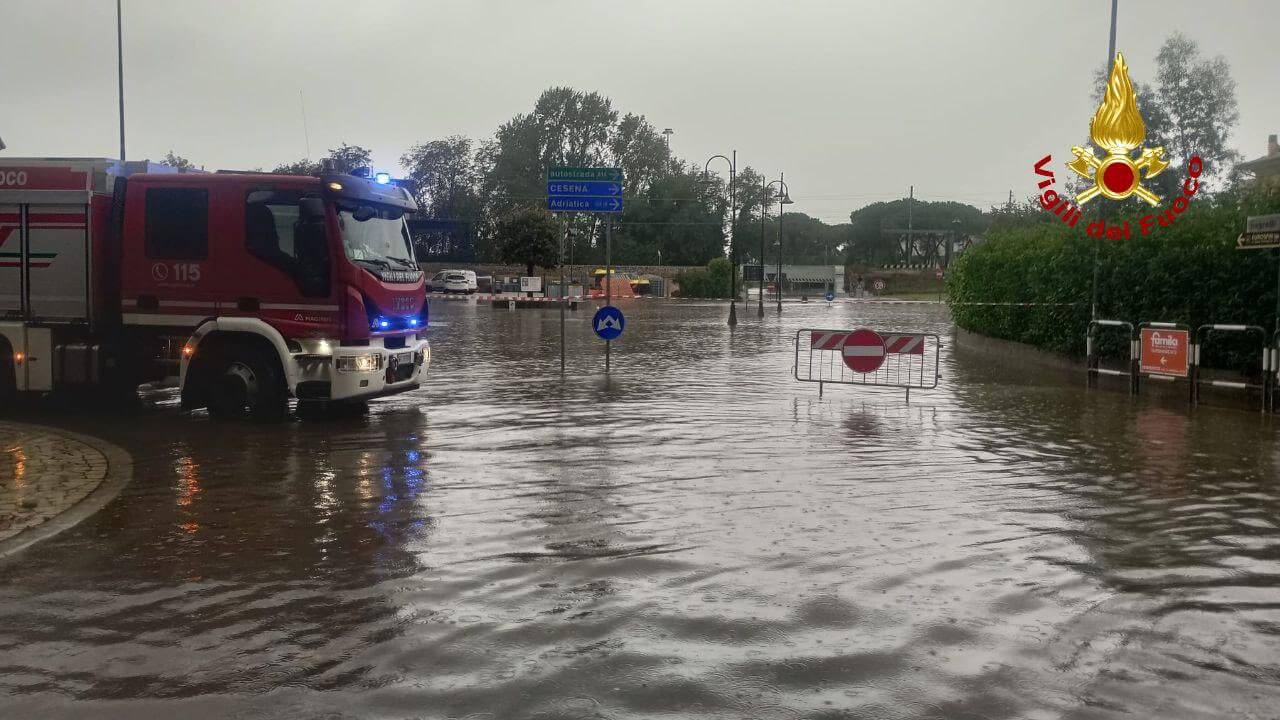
(549, 167, 623, 182)
(842, 328, 886, 374)
(824, 291, 835, 302)
(548, 196, 623, 213)
(548, 167, 624, 214)
(546, 180, 621, 197)
(872, 279, 886, 292)
(1140, 327, 1189, 377)
(1238, 214, 1280, 249)
(593, 305, 625, 341)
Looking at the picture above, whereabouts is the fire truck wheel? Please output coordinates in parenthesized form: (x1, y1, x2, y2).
(206, 344, 287, 422)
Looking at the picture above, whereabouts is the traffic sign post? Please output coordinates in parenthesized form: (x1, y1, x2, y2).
(842, 328, 887, 374)
(1237, 215, 1280, 362)
(593, 306, 625, 341)
(1139, 326, 1189, 377)
(547, 196, 623, 213)
(547, 180, 622, 197)
(797, 327, 940, 400)
(546, 166, 625, 373)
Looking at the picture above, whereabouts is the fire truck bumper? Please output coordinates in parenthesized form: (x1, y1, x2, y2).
(294, 337, 430, 402)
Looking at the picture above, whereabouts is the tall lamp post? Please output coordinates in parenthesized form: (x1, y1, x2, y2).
(766, 174, 793, 313)
(703, 152, 738, 326)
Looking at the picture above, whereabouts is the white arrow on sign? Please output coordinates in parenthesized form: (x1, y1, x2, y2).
(609, 184, 619, 195)
(608, 199, 620, 210)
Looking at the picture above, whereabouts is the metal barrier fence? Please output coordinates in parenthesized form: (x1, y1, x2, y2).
(1272, 331, 1280, 413)
(1192, 323, 1268, 412)
(794, 328, 941, 400)
(1086, 319, 1136, 393)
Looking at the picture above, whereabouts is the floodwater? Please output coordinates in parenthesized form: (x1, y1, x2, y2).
(3, 299, 1280, 719)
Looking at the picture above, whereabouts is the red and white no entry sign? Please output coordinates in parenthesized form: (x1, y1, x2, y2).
(842, 328, 886, 373)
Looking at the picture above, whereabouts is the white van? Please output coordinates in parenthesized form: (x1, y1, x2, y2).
(429, 269, 478, 294)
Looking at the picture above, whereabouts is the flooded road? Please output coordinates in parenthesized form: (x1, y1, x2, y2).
(3, 300, 1280, 719)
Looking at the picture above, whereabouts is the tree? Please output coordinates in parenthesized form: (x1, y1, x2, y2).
(496, 207, 560, 276)
(846, 199, 986, 264)
(483, 87, 618, 215)
(1153, 33, 1240, 188)
(273, 143, 373, 176)
(162, 150, 194, 171)
(273, 158, 322, 175)
(326, 143, 373, 174)
(613, 162, 724, 266)
(1089, 33, 1240, 200)
(401, 136, 482, 261)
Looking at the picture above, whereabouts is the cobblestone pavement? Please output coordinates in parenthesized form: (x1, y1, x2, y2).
(0, 421, 110, 544)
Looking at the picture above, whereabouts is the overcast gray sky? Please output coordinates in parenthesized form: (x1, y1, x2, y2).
(3, 0, 1275, 222)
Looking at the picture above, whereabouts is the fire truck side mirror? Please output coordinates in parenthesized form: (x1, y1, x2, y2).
(299, 197, 326, 221)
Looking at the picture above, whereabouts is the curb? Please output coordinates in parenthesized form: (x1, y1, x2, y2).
(0, 424, 133, 561)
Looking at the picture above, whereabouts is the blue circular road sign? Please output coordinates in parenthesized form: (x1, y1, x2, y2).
(825, 291, 835, 302)
(593, 305, 625, 341)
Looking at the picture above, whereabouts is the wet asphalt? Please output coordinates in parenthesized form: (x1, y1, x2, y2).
(2, 299, 1279, 719)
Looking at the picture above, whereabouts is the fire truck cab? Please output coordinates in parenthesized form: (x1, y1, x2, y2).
(0, 158, 430, 419)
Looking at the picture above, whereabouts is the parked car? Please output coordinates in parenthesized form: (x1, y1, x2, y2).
(427, 271, 447, 292)
(430, 269, 477, 294)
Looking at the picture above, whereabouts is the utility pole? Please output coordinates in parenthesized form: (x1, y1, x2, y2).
(906, 185, 914, 264)
(116, 0, 126, 162)
(1091, 0, 1119, 322)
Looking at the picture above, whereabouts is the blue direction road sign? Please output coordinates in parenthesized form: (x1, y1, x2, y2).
(549, 196, 623, 213)
(546, 180, 622, 197)
(592, 305, 625, 341)
(825, 291, 835, 302)
(549, 167, 623, 182)
(547, 167, 624, 214)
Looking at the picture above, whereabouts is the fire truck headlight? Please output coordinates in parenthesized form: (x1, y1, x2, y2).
(335, 354, 382, 373)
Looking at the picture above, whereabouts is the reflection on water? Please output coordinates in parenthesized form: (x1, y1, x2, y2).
(2, 301, 1280, 719)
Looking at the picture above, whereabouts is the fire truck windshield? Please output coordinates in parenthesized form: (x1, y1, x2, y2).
(337, 205, 417, 270)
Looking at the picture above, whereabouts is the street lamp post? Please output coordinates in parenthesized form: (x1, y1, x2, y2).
(765, 174, 793, 313)
(703, 152, 738, 326)
(758, 176, 767, 318)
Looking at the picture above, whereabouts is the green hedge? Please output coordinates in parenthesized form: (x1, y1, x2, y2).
(947, 187, 1280, 364)
(676, 257, 733, 298)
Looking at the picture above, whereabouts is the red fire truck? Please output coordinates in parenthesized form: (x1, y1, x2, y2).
(0, 158, 430, 419)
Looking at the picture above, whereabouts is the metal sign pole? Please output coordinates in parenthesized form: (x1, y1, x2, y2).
(605, 215, 612, 373)
(560, 224, 567, 375)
